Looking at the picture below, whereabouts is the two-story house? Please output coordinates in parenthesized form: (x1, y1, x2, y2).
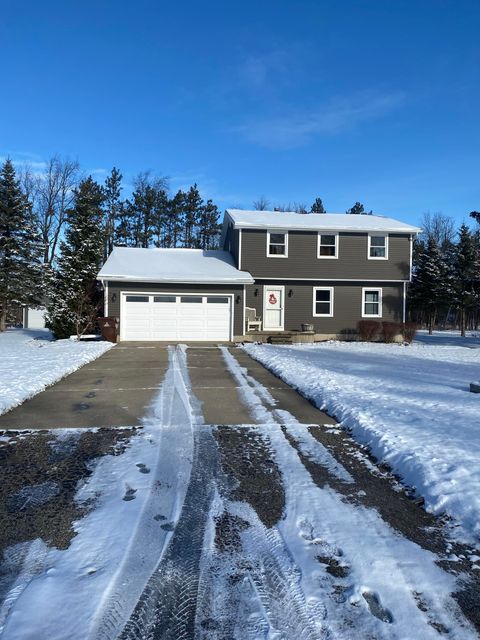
(97, 209, 420, 342)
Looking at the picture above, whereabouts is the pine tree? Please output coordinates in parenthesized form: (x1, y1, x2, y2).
(409, 237, 448, 334)
(346, 202, 373, 215)
(165, 190, 185, 248)
(46, 177, 105, 338)
(449, 224, 480, 337)
(0, 159, 43, 331)
(183, 184, 203, 248)
(103, 167, 123, 259)
(151, 188, 170, 248)
(310, 197, 326, 213)
(197, 200, 220, 249)
(113, 201, 133, 246)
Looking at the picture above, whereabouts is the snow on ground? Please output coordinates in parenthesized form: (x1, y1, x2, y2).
(243, 332, 480, 544)
(0, 329, 113, 416)
(0, 346, 196, 640)
(218, 348, 476, 640)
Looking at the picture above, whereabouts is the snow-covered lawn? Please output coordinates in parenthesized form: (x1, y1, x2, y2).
(243, 332, 480, 544)
(0, 329, 113, 416)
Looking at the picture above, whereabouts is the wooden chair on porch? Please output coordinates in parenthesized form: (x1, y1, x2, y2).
(245, 306, 262, 332)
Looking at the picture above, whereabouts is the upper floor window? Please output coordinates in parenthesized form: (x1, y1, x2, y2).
(267, 231, 288, 257)
(318, 233, 338, 258)
(368, 234, 388, 259)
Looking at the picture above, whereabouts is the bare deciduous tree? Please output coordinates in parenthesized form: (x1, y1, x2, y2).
(253, 196, 270, 211)
(273, 202, 308, 214)
(24, 156, 80, 265)
(420, 211, 455, 251)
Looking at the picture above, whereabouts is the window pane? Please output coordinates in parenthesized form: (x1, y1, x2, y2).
(365, 291, 379, 302)
(270, 233, 285, 244)
(315, 290, 331, 302)
(126, 295, 149, 302)
(316, 302, 331, 314)
(370, 247, 386, 257)
(320, 234, 335, 246)
(319, 245, 336, 256)
(154, 295, 176, 303)
(269, 243, 286, 255)
(365, 303, 379, 315)
(181, 296, 203, 303)
(207, 297, 229, 304)
(371, 236, 385, 247)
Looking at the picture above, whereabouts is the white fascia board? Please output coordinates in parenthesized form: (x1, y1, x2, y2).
(97, 275, 254, 285)
(232, 221, 421, 234)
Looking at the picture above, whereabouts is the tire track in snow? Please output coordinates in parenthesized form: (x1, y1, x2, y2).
(220, 347, 476, 639)
(90, 346, 198, 640)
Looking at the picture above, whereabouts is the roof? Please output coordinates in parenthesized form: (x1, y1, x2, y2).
(225, 209, 421, 233)
(97, 247, 254, 284)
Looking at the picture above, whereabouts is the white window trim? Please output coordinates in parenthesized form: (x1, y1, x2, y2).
(266, 230, 289, 258)
(312, 286, 334, 317)
(368, 233, 389, 260)
(317, 232, 339, 259)
(362, 287, 383, 318)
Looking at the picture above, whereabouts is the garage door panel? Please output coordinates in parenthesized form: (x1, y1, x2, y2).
(122, 294, 231, 341)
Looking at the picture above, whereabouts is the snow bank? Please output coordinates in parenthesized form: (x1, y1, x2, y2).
(243, 337, 480, 543)
(0, 329, 113, 416)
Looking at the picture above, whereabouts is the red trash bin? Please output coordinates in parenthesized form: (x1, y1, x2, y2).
(98, 317, 119, 343)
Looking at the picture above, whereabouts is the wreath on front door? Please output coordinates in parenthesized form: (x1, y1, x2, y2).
(268, 293, 277, 305)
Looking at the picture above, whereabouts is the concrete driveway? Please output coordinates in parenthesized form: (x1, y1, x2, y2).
(0, 344, 169, 430)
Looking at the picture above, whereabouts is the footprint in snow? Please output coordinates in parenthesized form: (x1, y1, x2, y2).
(123, 487, 137, 501)
(136, 463, 151, 474)
(362, 590, 393, 623)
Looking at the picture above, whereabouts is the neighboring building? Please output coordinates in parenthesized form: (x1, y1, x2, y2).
(22, 306, 47, 329)
(97, 209, 420, 342)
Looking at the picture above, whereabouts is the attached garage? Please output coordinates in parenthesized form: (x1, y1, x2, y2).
(121, 293, 232, 341)
(98, 247, 254, 342)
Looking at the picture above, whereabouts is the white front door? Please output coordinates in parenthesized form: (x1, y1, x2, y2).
(263, 286, 284, 330)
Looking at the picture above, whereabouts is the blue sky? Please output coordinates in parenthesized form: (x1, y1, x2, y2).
(1, 0, 479, 227)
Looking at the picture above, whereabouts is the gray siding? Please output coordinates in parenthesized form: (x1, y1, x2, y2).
(240, 230, 410, 280)
(107, 281, 244, 336)
(245, 280, 404, 334)
(223, 224, 240, 268)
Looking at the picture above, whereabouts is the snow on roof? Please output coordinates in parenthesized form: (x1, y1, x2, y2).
(97, 247, 254, 284)
(225, 209, 421, 233)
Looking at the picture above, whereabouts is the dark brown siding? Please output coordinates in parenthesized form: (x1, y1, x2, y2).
(245, 280, 404, 334)
(223, 224, 240, 268)
(107, 281, 244, 336)
(240, 230, 410, 280)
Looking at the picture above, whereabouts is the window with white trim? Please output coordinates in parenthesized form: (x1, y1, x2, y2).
(368, 234, 388, 259)
(313, 287, 334, 317)
(362, 288, 382, 317)
(267, 231, 288, 257)
(318, 233, 338, 258)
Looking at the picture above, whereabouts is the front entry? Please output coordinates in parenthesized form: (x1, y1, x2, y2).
(263, 286, 284, 331)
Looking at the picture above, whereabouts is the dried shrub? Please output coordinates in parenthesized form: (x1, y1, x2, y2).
(401, 322, 417, 344)
(382, 321, 402, 343)
(357, 320, 381, 341)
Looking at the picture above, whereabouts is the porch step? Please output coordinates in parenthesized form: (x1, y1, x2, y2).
(267, 333, 293, 345)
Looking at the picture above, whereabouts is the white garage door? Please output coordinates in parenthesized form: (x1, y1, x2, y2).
(121, 293, 232, 341)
